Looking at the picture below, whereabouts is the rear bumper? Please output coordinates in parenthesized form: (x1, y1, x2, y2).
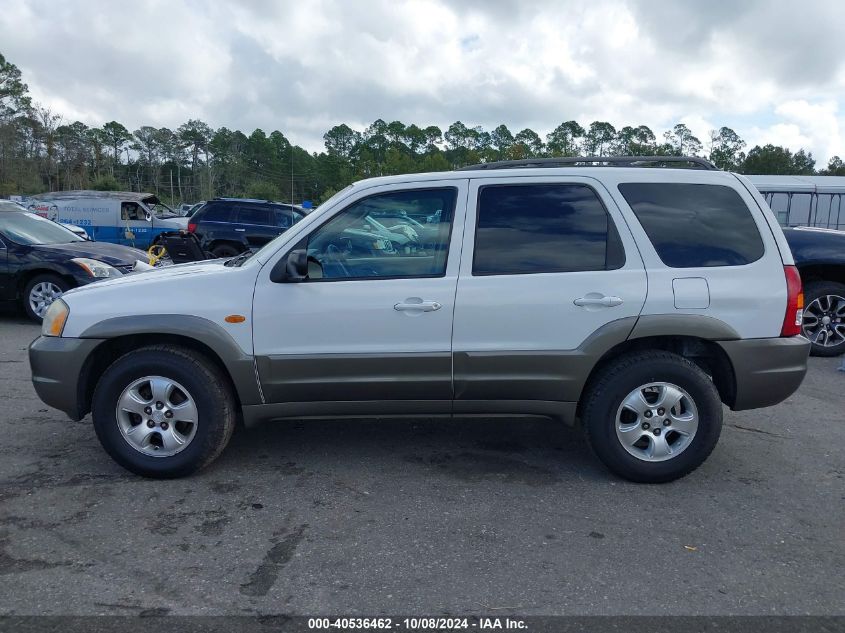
(29, 336, 104, 420)
(718, 336, 810, 410)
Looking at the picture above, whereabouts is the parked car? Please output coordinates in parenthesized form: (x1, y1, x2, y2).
(0, 209, 148, 321)
(176, 201, 205, 217)
(28, 190, 188, 249)
(781, 227, 845, 356)
(187, 198, 305, 257)
(29, 156, 809, 482)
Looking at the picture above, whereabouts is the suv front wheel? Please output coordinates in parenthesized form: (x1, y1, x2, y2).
(582, 351, 723, 483)
(91, 345, 236, 478)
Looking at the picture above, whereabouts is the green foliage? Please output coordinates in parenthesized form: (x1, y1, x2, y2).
(91, 174, 121, 191)
(246, 180, 281, 201)
(0, 50, 832, 202)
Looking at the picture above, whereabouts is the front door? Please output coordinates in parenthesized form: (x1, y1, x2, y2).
(252, 180, 468, 413)
(451, 176, 648, 407)
(0, 237, 9, 300)
(118, 202, 152, 247)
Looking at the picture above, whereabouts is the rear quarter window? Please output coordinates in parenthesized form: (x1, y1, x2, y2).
(198, 204, 233, 223)
(618, 183, 765, 268)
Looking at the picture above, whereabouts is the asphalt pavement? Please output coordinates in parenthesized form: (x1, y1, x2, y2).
(0, 312, 843, 616)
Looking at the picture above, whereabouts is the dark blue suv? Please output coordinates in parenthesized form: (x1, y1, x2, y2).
(188, 198, 305, 257)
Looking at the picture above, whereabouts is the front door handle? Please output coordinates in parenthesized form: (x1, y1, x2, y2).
(234, 228, 246, 232)
(574, 294, 624, 308)
(394, 299, 442, 312)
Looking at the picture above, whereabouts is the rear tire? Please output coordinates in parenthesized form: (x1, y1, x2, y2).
(211, 243, 240, 258)
(802, 281, 845, 357)
(582, 351, 723, 483)
(91, 346, 236, 478)
(23, 273, 70, 322)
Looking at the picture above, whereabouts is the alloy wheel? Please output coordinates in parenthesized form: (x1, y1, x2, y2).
(615, 382, 699, 462)
(802, 294, 845, 348)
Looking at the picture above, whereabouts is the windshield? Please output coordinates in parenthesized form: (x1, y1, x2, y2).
(0, 212, 84, 245)
(146, 201, 177, 218)
(249, 185, 355, 262)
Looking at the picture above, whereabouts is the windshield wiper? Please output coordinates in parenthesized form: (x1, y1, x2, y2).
(224, 251, 254, 267)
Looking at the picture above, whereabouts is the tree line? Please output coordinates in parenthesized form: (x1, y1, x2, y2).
(2, 52, 843, 206)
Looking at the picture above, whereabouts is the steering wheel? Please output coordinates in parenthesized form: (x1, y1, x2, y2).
(325, 242, 351, 278)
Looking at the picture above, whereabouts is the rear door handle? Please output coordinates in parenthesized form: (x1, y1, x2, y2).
(234, 228, 246, 232)
(394, 300, 442, 312)
(574, 294, 624, 308)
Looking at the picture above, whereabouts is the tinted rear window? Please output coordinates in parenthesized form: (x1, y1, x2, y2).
(473, 184, 625, 275)
(236, 206, 272, 225)
(618, 183, 764, 267)
(199, 203, 233, 222)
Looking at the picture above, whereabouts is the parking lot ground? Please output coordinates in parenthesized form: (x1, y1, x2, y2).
(0, 312, 843, 616)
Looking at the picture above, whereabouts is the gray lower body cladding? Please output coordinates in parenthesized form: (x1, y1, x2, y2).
(29, 336, 104, 421)
(716, 336, 810, 410)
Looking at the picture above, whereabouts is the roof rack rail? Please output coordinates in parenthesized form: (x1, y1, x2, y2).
(457, 156, 719, 171)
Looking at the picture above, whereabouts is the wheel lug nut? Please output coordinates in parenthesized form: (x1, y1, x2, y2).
(642, 422, 650, 430)
(165, 411, 173, 418)
(657, 408, 665, 416)
(144, 406, 152, 414)
(160, 421, 169, 431)
(653, 428, 661, 436)
(146, 420, 155, 428)
(664, 420, 671, 426)
(155, 401, 164, 410)
(644, 411, 653, 418)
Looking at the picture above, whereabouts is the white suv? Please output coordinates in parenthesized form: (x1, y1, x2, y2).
(29, 157, 810, 482)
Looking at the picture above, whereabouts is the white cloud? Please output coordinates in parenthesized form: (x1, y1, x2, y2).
(1, 0, 844, 163)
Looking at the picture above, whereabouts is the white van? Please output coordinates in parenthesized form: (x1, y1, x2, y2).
(28, 190, 188, 249)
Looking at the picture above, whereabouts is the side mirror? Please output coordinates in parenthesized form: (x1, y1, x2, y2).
(270, 249, 308, 283)
(144, 211, 152, 222)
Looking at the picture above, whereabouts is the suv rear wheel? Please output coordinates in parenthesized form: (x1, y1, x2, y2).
(802, 281, 845, 357)
(582, 351, 723, 483)
(211, 243, 240, 258)
(91, 345, 236, 478)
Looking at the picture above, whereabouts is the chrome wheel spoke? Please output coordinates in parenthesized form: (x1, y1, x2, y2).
(149, 377, 172, 405)
(668, 412, 696, 435)
(621, 390, 650, 416)
(655, 384, 684, 411)
(617, 423, 645, 448)
(119, 388, 149, 416)
(160, 426, 188, 453)
(170, 399, 198, 423)
(648, 434, 673, 460)
(124, 424, 153, 450)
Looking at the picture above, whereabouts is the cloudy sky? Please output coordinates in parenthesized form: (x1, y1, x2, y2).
(1, 0, 844, 163)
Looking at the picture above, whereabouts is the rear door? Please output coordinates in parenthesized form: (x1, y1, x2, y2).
(234, 204, 279, 248)
(451, 176, 647, 407)
(0, 236, 9, 300)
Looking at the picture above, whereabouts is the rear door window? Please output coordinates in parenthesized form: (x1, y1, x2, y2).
(618, 183, 765, 268)
(472, 183, 625, 275)
(236, 206, 273, 226)
(200, 203, 233, 222)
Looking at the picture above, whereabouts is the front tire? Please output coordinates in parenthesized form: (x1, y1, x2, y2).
(802, 281, 845, 357)
(582, 351, 723, 483)
(23, 273, 70, 322)
(91, 346, 236, 478)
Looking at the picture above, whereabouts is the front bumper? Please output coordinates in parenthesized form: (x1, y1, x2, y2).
(29, 336, 104, 420)
(718, 336, 811, 410)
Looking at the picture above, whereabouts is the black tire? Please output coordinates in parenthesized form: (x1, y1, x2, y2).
(91, 346, 236, 478)
(582, 351, 723, 483)
(22, 273, 70, 322)
(802, 281, 845, 357)
(211, 243, 240, 258)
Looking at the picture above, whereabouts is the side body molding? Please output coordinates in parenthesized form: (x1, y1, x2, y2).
(80, 315, 263, 406)
(630, 314, 741, 341)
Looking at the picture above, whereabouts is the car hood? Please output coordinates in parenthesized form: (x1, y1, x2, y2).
(30, 242, 148, 266)
(64, 258, 231, 295)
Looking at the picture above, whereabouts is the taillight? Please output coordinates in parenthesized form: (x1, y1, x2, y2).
(781, 265, 804, 337)
(187, 223, 197, 233)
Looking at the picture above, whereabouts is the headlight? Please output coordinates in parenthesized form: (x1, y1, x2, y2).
(71, 258, 121, 278)
(42, 299, 69, 337)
